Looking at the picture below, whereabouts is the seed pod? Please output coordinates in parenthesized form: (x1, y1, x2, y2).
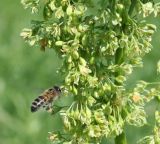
(73, 86, 78, 95)
(68, 56, 72, 63)
(72, 51, 79, 60)
(55, 41, 64, 46)
(89, 57, 95, 65)
(79, 57, 86, 66)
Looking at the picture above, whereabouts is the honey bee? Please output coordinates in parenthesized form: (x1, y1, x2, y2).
(31, 86, 61, 112)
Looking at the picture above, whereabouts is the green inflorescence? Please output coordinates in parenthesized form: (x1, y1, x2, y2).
(21, 0, 160, 143)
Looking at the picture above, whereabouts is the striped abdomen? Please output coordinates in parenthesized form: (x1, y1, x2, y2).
(31, 86, 61, 112)
(31, 96, 47, 112)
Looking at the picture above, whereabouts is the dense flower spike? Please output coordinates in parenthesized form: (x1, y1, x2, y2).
(21, 0, 160, 143)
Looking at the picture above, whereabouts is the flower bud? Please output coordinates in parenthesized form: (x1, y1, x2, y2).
(79, 57, 86, 66)
(55, 41, 64, 46)
(72, 51, 79, 60)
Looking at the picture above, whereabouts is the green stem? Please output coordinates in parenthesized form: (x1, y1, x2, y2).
(113, 0, 134, 143)
(114, 45, 127, 144)
(110, 0, 116, 13)
(115, 48, 124, 65)
(115, 132, 127, 144)
(128, 0, 137, 16)
(114, 22, 127, 144)
(114, 47, 127, 144)
(148, 82, 160, 85)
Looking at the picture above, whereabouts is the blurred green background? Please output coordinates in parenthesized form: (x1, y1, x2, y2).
(0, 1, 159, 144)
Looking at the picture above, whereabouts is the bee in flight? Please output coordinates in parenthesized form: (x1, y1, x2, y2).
(31, 86, 61, 112)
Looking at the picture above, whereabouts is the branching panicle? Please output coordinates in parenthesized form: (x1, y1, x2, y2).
(21, 0, 160, 143)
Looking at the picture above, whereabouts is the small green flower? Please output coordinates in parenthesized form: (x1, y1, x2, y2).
(55, 6, 64, 19)
(88, 125, 102, 138)
(66, 5, 73, 16)
(94, 109, 106, 124)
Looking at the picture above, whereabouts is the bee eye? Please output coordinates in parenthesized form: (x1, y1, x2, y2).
(54, 86, 61, 92)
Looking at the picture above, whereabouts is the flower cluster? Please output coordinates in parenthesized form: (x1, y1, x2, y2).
(21, 0, 160, 143)
(137, 111, 160, 144)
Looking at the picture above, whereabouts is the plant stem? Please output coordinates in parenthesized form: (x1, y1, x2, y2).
(128, 0, 137, 16)
(113, 0, 138, 143)
(114, 22, 127, 144)
(115, 132, 127, 144)
(114, 48, 127, 144)
(115, 48, 124, 65)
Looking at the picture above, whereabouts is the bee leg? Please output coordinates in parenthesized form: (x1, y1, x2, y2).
(42, 103, 47, 109)
(42, 103, 50, 110)
(45, 103, 53, 112)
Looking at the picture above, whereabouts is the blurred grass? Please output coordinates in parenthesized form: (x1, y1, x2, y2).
(0, 1, 62, 144)
(0, 1, 159, 144)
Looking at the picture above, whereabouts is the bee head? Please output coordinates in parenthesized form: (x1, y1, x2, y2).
(54, 86, 61, 93)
